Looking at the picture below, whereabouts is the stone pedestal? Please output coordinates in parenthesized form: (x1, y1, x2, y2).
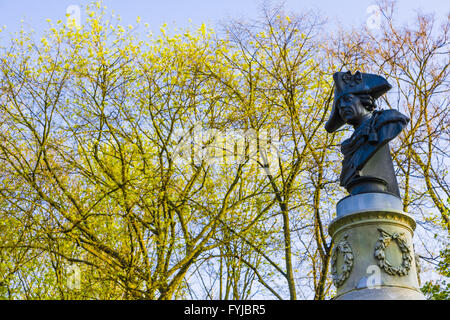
(328, 192, 425, 300)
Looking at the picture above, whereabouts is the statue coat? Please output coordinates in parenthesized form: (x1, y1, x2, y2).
(340, 109, 410, 195)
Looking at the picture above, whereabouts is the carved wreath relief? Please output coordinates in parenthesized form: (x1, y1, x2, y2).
(374, 228, 412, 276)
(331, 234, 354, 287)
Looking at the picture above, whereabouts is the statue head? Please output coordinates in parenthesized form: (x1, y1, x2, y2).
(336, 93, 376, 128)
(325, 71, 392, 133)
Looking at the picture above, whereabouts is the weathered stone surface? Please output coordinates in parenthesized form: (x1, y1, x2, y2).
(328, 193, 425, 300)
(336, 286, 425, 300)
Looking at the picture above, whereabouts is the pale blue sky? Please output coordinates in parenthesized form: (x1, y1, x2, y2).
(0, 0, 448, 39)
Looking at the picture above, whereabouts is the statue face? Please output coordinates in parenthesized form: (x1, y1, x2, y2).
(337, 93, 371, 127)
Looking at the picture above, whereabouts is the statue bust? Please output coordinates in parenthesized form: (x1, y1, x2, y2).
(325, 71, 409, 197)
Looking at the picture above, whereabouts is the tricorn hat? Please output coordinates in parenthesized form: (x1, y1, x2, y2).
(325, 71, 392, 133)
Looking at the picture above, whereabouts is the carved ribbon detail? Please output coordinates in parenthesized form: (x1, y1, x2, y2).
(331, 234, 354, 287)
(374, 228, 412, 276)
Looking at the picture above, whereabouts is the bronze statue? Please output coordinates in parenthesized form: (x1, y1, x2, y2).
(325, 71, 409, 196)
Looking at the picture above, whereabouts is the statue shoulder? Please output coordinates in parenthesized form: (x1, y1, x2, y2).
(369, 109, 409, 144)
(374, 109, 410, 127)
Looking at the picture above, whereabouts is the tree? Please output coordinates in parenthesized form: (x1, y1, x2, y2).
(0, 2, 269, 299)
(207, 4, 341, 299)
(421, 247, 450, 300)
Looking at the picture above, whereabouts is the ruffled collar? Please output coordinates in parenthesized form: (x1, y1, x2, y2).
(341, 111, 382, 155)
